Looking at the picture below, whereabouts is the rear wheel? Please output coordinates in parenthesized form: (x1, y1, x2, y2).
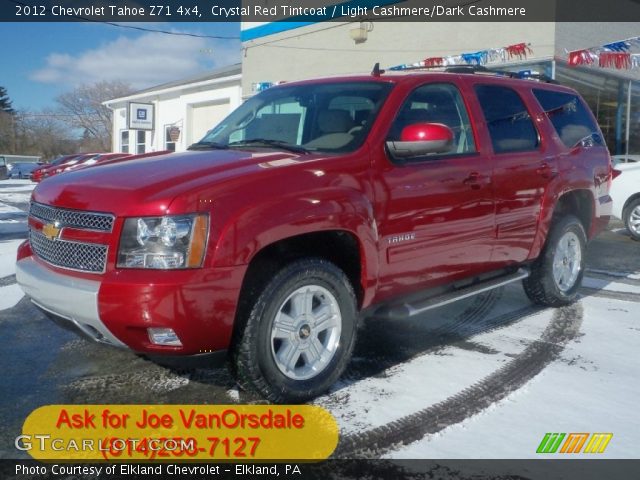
(233, 258, 357, 403)
(623, 198, 640, 241)
(523, 215, 586, 306)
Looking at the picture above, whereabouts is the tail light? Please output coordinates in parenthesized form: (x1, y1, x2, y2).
(612, 169, 622, 180)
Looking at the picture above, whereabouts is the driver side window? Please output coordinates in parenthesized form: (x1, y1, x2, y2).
(388, 83, 476, 156)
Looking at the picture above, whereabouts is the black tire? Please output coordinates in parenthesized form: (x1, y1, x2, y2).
(233, 258, 357, 403)
(523, 215, 587, 307)
(623, 198, 640, 241)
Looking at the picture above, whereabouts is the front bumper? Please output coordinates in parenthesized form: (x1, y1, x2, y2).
(16, 253, 247, 356)
(16, 256, 126, 347)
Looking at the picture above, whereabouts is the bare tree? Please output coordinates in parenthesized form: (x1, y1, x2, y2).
(15, 110, 78, 159)
(56, 81, 132, 152)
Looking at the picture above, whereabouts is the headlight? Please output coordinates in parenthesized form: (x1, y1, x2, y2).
(117, 214, 209, 269)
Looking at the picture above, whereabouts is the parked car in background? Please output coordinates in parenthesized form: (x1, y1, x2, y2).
(31, 154, 81, 183)
(76, 150, 171, 170)
(63, 153, 132, 173)
(37, 153, 99, 181)
(8, 162, 41, 179)
(611, 156, 640, 240)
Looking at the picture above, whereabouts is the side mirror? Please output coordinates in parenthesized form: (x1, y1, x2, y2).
(386, 123, 454, 160)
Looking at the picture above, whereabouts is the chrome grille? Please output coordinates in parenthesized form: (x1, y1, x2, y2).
(30, 202, 114, 232)
(29, 230, 108, 273)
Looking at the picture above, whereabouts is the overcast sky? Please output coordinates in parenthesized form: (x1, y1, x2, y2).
(0, 22, 241, 110)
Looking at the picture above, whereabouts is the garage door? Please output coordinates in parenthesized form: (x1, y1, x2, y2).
(188, 101, 230, 145)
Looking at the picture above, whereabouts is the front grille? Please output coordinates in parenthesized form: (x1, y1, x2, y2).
(30, 202, 114, 232)
(30, 230, 108, 273)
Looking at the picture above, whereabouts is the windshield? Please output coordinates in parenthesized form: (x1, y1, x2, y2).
(193, 81, 393, 153)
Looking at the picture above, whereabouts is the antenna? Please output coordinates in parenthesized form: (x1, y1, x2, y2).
(371, 62, 385, 77)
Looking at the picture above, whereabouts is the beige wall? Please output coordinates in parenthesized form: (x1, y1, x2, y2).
(241, 22, 556, 96)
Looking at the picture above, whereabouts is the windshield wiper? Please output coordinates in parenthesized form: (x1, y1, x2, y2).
(227, 139, 310, 154)
(187, 141, 229, 150)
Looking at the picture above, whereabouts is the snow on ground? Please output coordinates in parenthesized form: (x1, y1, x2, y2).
(387, 295, 640, 459)
(0, 284, 24, 311)
(0, 239, 24, 278)
(583, 276, 640, 294)
(315, 289, 551, 435)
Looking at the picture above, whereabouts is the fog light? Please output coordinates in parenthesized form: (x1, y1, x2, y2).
(148, 328, 182, 346)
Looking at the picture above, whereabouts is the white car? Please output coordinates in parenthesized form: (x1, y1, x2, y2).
(611, 156, 640, 240)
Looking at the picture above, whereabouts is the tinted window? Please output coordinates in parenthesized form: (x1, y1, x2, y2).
(533, 89, 603, 148)
(388, 83, 476, 156)
(475, 85, 539, 153)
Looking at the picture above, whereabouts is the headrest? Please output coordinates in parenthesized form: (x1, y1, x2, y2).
(318, 110, 354, 133)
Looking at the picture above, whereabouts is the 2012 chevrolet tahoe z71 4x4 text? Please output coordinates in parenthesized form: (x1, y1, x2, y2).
(17, 67, 613, 402)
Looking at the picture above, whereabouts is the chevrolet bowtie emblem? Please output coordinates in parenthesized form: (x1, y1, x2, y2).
(42, 222, 61, 241)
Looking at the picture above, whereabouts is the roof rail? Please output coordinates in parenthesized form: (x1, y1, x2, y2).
(386, 62, 557, 83)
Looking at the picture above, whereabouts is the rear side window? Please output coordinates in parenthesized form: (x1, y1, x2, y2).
(475, 85, 539, 154)
(533, 89, 603, 148)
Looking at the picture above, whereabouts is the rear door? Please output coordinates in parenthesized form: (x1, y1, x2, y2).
(473, 84, 550, 265)
(375, 81, 495, 299)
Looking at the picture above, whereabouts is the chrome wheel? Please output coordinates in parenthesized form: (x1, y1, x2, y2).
(271, 285, 342, 381)
(628, 205, 640, 236)
(552, 231, 582, 292)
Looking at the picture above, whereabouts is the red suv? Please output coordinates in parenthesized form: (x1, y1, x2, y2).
(17, 68, 612, 402)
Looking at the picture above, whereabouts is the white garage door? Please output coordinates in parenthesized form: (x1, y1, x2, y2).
(188, 101, 230, 145)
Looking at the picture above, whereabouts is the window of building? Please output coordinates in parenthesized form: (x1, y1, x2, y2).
(533, 89, 603, 148)
(165, 126, 176, 152)
(136, 130, 146, 154)
(387, 83, 476, 156)
(475, 85, 539, 153)
(120, 131, 129, 153)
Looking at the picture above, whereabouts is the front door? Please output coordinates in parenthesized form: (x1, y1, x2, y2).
(374, 82, 495, 301)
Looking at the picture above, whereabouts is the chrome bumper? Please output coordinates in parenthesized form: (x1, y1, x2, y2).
(16, 257, 126, 348)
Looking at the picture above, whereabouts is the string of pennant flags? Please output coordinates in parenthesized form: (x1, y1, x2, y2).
(388, 42, 533, 70)
(567, 36, 640, 69)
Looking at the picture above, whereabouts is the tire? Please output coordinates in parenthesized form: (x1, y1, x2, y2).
(523, 215, 586, 307)
(623, 198, 640, 241)
(233, 258, 357, 403)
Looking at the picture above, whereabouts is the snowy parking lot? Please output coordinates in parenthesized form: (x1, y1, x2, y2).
(1, 178, 639, 460)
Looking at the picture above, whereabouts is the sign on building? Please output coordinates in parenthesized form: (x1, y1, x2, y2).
(128, 102, 154, 130)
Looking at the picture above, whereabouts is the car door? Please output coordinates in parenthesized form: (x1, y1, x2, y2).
(473, 84, 551, 265)
(374, 82, 495, 300)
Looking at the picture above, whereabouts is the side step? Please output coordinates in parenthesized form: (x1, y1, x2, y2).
(375, 268, 529, 320)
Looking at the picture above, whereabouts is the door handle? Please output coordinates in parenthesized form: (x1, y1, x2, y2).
(536, 162, 558, 179)
(463, 172, 490, 189)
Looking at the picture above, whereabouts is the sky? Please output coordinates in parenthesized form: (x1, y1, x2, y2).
(0, 22, 241, 111)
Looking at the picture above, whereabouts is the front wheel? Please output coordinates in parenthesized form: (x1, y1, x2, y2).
(523, 215, 586, 307)
(233, 258, 357, 403)
(623, 198, 640, 241)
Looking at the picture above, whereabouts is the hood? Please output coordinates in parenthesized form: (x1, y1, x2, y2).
(32, 149, 325, 216)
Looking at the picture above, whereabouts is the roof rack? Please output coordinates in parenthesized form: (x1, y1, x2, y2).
(381, 62, 557, 83)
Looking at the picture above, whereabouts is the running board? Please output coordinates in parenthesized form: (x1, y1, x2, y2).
(375, 268, 529, 320)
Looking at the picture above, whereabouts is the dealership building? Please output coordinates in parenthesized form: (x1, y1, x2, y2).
(105, 64, 241, 153)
